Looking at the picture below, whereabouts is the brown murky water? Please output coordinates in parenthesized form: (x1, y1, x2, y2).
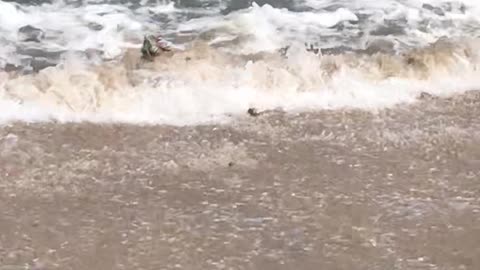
(1, 91, 479, 270)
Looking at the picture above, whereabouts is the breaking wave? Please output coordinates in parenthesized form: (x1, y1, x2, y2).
(1, 0, 480, 125)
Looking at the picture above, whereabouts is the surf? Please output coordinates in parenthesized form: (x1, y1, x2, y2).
(1, 0, 480, 125)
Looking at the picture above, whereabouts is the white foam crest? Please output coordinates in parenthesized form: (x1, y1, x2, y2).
(0, 2, 34, 33)
(0, 0, 149, 60)
(139, 1, 177, 14)
(173, 0, 480, 55)
(179, 3, 358, 53)
(136, 0, 221, 15)
(301, 0, 480, 49)
(3, 0, 480, 62)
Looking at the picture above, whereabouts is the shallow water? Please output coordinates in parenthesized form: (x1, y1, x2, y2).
(1, 92, 479, 269)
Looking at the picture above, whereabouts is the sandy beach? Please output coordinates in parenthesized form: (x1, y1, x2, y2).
(1, 91, 479, 270)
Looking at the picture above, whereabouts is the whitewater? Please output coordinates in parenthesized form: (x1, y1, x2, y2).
(1, 0, 480, 125)
(2, 2, 480, 269)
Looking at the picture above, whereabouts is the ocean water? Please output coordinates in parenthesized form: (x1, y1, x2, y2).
(1, 0, 480, 125)
(1, 2, 480, 269)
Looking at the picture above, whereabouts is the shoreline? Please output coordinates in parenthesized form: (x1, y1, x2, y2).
(1, 92, 480, 269)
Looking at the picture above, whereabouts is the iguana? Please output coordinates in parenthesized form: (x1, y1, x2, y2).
(141, 35, 172, 60)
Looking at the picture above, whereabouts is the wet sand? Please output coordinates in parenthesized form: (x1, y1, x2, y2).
(1, 91, 479, 270)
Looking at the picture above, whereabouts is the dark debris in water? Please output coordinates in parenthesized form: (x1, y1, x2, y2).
(4, 63, 22, 73)
(305, 43, 320, 55)
(247, 108, 262, 117)
(87, 22, 104, 31)
(278, 46, 290, 57)
(278, 43, 357, 58)
(418, 92, 437, 100)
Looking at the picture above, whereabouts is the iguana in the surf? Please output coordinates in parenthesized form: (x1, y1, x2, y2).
(142, 34, 321, 60)
(141, 34, 173, 60)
